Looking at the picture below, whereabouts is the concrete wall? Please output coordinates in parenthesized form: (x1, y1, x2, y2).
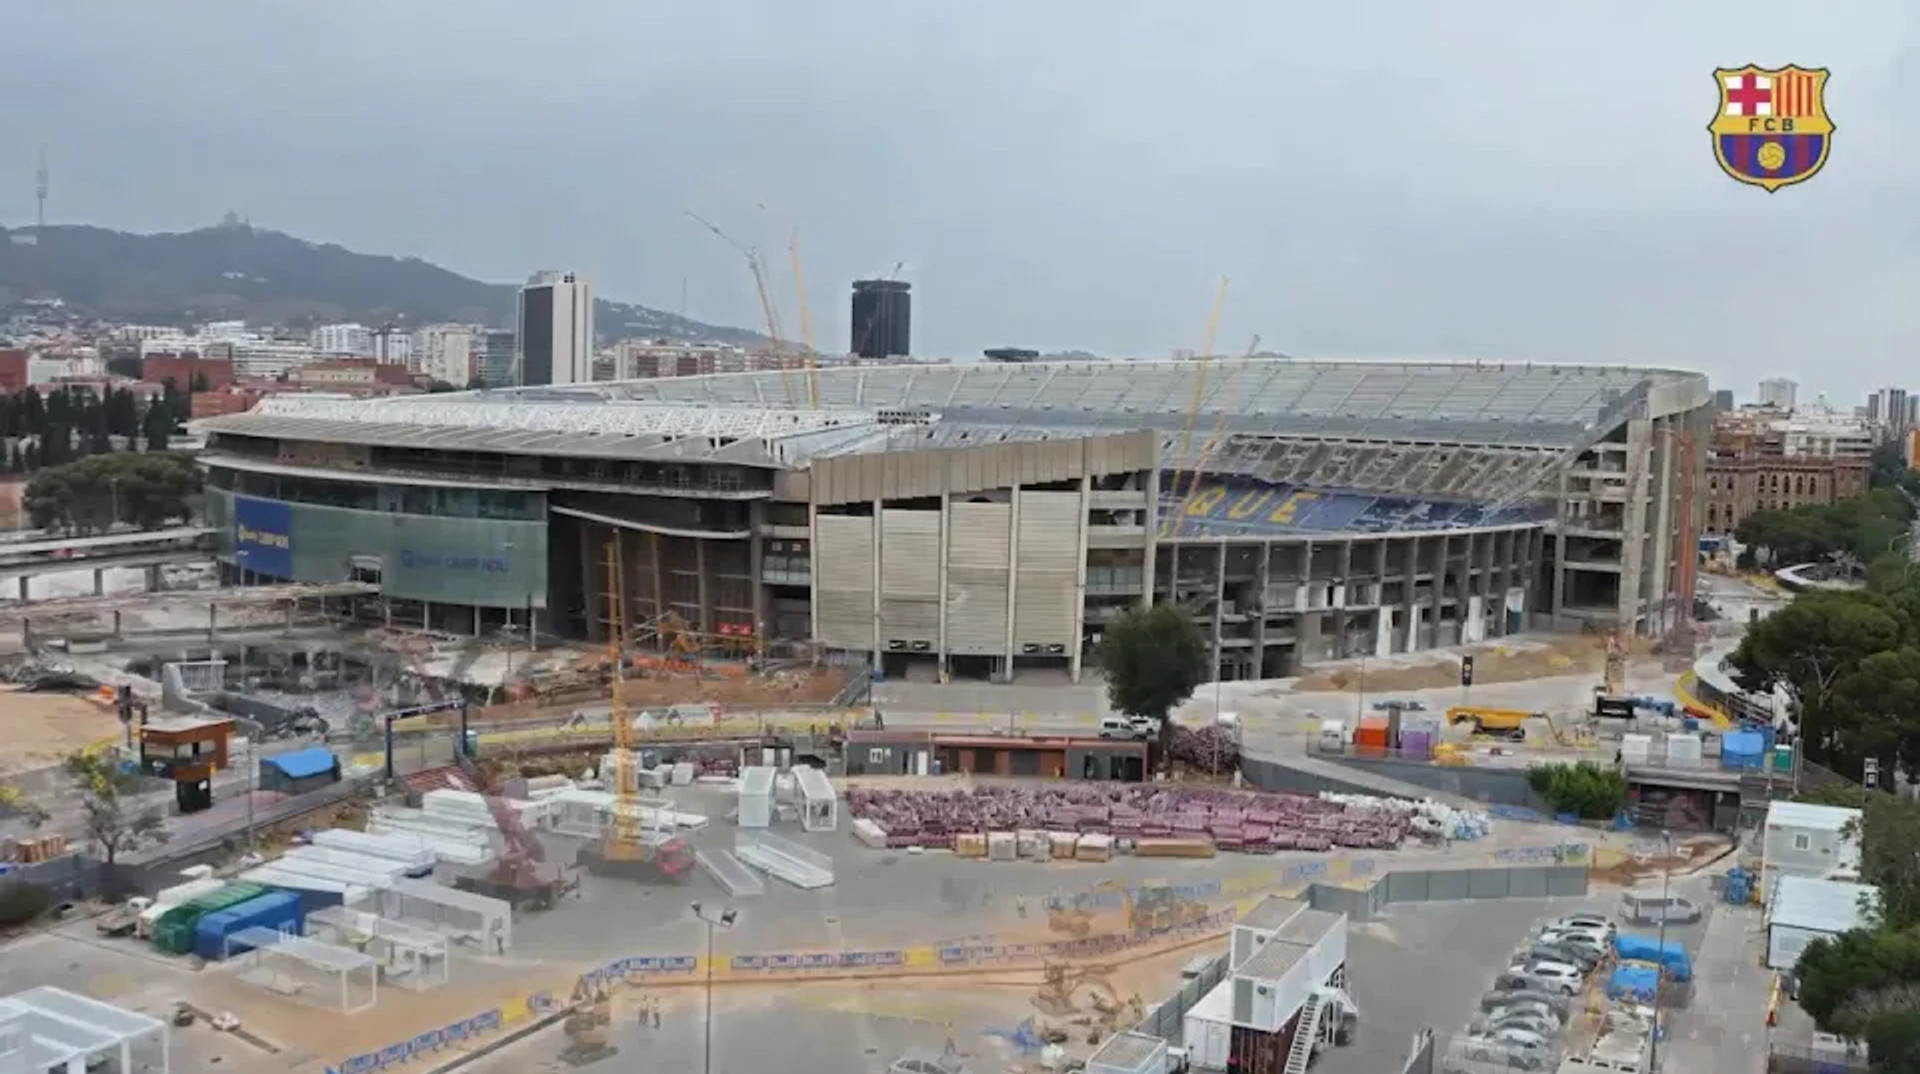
(1278, 751, 1548, 809)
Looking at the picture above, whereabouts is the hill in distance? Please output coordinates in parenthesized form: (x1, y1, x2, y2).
(0, 220, 766, 346)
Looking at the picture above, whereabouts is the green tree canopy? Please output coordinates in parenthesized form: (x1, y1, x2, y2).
(24, 452, 201, 533)
(62, 749, 167, 867)
(1096, 602, 1209, 765)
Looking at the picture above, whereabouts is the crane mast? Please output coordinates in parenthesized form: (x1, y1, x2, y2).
(1161, 277, 1229, 538)
(789, 228, 820, 408)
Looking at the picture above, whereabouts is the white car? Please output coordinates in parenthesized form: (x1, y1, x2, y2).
(1514, 962, 1584, 995)
(1550, 914, 1615, 936)
(1536, 930, 1607, 957)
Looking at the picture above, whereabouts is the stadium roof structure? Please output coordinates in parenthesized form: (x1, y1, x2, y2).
(201, 359, 1704, 505)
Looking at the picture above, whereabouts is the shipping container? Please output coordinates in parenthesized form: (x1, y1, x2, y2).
(236, 866, 364, 914)
(1182, 975, 1235, 1071)
(192, 890, 306, 961)
(152, 882, 267, 954)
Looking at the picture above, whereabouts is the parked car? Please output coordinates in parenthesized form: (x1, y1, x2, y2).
(1510, 962, 1584, 995)
(1466, 1029, 1555, 1072)
(1621, 891, 1703, 925)
(1550, 914, 1616, 938)
(1471, 1011, 1560, 1039)
(1483, 998, 1566, 1025)
(1514, 943, 1599, 972)
(1535, 932, 1607, 963)
(1479, 991, 1570, 1020)
(1098, 717, 1151, 740)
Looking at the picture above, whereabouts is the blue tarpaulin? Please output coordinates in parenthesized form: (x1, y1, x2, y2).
(265, 746, 338, 779)
(1608, 964, 1660, 1001)
(1613, 935, 1692, 982)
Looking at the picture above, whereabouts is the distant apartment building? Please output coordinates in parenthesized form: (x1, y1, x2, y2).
(312, 323, 374, 357)
(479, 330, 517, 388)
(1705, 407, 1872, 534)
(610, 339, 773, 379)
(0, 350, 27, 393)
(410, 324, 472, 385)
(1868, 387, 1915, 443)
(371, 325, 411, 367)
(142, 354, 236, 392)
(518, 271, 594, 386)
(1712, 389, 1735, 412)
(1757, 377, 1798, 411)
(291, 358, 418, 394)
(111, 325, 179, 343)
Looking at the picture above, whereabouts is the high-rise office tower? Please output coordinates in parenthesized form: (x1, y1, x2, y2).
(517, 271, 595, 386)
(850, 279, 911, 360)
(481, 330, 518, 388)
(1758, 377, 1798, 411)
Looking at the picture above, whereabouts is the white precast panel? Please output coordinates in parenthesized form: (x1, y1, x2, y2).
(1183, 976, 1235, 1072)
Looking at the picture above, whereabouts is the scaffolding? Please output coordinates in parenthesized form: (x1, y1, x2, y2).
(354, 877, 512, 955)
(305, 906, 451, 992)
(793, 766, 838, 832)
(227, 927, 379, 1014)
(0, 987, 170, 1074)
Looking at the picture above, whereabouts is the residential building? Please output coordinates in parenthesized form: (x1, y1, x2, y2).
(517, 271, 594, 386)
(1868, 387, 1914, 443)
(1704, 407, 1872, 534)
(1711, 389, 1734, 412)
(480, 330, 517, 388)
(411, 325, 472, 386)
(371, 326, 411, 367)
(0, 350, 27, 393)
(228, 339, 320, 379)
(142, 355, 235, 392)
(611, 339, 770, 379)
(290, 358, 418, 394)
(311, 323, 373, 357)
(1757, 377, 1798, 411)
(111, 325, 180, 343)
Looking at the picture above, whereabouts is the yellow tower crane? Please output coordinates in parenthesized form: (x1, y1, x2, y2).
(685, 210, 797, 406)
(788, 228, 821, 408)
(1160, 277, 1229, 540)
(1170, 334, 1260, 537)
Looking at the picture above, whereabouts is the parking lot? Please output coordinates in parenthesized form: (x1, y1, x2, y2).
(1309, 877, 1716, 1074)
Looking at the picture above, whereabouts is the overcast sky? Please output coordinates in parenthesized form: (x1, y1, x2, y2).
(1, 1, 1914, 404)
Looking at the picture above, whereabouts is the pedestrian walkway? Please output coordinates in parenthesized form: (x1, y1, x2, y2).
(1661, 900, 1770, 1074)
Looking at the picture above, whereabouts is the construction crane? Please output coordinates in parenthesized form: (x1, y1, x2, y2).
(685, 210, 796, 405)
(789, 228, 820, 408)
(1159, 278, 1229, 539)
(579, 538, 695, 882)
(1169, 334, 1261, 538)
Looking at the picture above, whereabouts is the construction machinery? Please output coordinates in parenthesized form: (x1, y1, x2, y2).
(788, 227, 821, 408)
(452, 756, 572, 909)
(1159, 276, 1229, 541)
(1129, 882, 1209, 932)
(686, 210, 797, 406)
(1444, 705, 1539, 741)
(577, 539, 697, 883)
(559, 979, 616, 1066)
(1032, 960, 1120, 1018)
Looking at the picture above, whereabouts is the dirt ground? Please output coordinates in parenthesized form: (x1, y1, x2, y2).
(1295, 635, 1655, 693)
(479, 664, 851, 723)
(1587, 835, 1733, 887)
(0, 688, 123, 775)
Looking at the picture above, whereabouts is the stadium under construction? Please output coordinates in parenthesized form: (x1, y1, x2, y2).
(195, 359, 1712, 682)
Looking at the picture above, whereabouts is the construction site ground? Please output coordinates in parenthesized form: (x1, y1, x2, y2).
(0, 688, 124, 776)
(0, 772, 1706, 1074)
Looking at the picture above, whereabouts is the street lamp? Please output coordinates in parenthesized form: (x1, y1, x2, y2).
(1648, 829, 1673, 1072)
(690, 902, 737, 1074)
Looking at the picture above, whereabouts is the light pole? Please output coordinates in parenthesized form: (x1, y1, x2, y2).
(690, 902, 737, 1074)
(1648, 829, 1673, 1073)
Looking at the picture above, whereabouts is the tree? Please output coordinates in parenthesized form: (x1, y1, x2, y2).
(24, 453, 201, 532)
(18, 387, 44, 438)
(1096, 602, 1209, 767)
(466, 376, 488, 391)
(62, 749, 166, 867)
(1728, 591, 1903, 762)
(1832, 651, 1920, 786)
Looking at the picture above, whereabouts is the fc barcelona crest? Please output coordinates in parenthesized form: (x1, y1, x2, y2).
(1710, 65, 1834, 192)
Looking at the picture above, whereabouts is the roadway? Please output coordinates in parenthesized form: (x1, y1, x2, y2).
(0, 581, 377, 622)
(0, 525, 212, 562)
(0, 549, 209, 585)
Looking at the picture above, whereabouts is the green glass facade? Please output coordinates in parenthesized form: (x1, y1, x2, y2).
(206, 486, 549, 609)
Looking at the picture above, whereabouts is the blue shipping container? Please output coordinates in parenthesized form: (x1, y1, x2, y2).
(191, 890, 306, 961)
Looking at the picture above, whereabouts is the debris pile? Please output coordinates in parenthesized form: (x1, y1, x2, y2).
(1318, 791, 1491, 842)
(1168, 724, 1239, 775)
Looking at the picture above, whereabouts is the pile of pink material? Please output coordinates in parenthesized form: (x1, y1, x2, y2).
(844, 784, 1409, 854)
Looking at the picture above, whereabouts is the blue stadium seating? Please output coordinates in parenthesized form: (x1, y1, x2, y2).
(1161, 479, 1547, 538)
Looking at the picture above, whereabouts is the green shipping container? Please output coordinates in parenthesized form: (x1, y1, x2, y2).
(152, 883, 267, 955)
(1770, 746, 1794, 774)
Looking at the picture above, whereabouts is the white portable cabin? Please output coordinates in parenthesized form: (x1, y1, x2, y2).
(1086, 1031, 1170, 1074)
(1226, 908, 1347, 1034)
(237, 864, 372, 908)
(355, 877, 512, 955)
(737, 767, 776, 829)
(307, 829, 437, 877)
(546, 788, 707, 838)
(1183, 975, 1235, 1071)
(1231, 896, 1310, 970)
(139, 877, 226, 937)
(794, 766, 838, 832)
(1767, 876, 1881, 971)
(1762, 801, 1863, 904)
(421, 788, 553, 830)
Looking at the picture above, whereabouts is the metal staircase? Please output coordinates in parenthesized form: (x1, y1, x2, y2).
(1284, 993, 1325, 1074)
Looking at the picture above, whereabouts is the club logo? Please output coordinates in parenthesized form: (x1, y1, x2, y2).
(1710, 65, 1834, 192)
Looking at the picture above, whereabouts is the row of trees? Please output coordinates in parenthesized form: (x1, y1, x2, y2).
(0, 383, 193, 474)
(21, 452, 201, 533)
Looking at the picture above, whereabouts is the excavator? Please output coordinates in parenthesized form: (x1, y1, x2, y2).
(559, 979, 615, 1066)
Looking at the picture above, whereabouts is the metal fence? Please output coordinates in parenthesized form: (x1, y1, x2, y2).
(1131, 953, 1228, 1041)
(1395, 1028, 1437, 1074)
(1302, 864, 1589, 923)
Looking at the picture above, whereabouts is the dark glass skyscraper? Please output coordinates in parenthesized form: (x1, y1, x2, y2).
(850, 280, 911, 359)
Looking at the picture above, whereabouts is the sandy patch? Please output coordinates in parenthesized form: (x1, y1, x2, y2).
(0, 689, 123, 775)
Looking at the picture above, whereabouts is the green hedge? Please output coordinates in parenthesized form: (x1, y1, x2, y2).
(0, 881, 51, 927)
(1526, 761, 1629, 819)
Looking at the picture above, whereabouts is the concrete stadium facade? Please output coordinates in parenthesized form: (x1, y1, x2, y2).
(196, 358, 1713, 683)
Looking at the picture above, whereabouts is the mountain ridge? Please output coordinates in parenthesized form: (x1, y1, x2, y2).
(0, 222, 765, 345)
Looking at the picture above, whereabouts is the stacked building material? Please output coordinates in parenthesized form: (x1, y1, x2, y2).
(844, 784, 1421, 855)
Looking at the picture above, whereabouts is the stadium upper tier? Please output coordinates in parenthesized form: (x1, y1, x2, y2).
(202, 359, 1704, 503)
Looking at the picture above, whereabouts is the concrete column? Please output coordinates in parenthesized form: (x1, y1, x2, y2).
(92, 568, 104, 597)
(695, 536, 712, 636)
(207, 602, 217, 642)
(1333, 540, 1354, 650)
(871, 500, 885, 667)
(285, 600, 295, 636)
(1140, 465, 1159, 609)
(937, 492, 951, 680)
(648, 532, 666, 632)
(807, 502, 821, 652)
(1004, 486, 1022, 680)
(748, 503, 769, 650)
(1618, 418, 1656, 635)
(1428, 535, 1447, 647)
(15, 576, 25, 602)
(146, 563, 163, 593)
(112, 609, 121, 639)
(1647, 417, 1677, 636)
(423, 600, 432, 632)
(1210, 543, 1228, 679)
(1069, 474, 1090, 684)
(1251, 541, 1273, 678)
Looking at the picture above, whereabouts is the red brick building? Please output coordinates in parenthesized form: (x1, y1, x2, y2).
(0, 350, 28, 394)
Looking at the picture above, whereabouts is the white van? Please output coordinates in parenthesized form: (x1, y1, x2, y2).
(1620, 891, 1703, 925)
(1098, 716, 1151, 740)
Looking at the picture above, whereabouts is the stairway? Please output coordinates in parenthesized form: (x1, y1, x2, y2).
(1284, 993, 1325, 1074)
